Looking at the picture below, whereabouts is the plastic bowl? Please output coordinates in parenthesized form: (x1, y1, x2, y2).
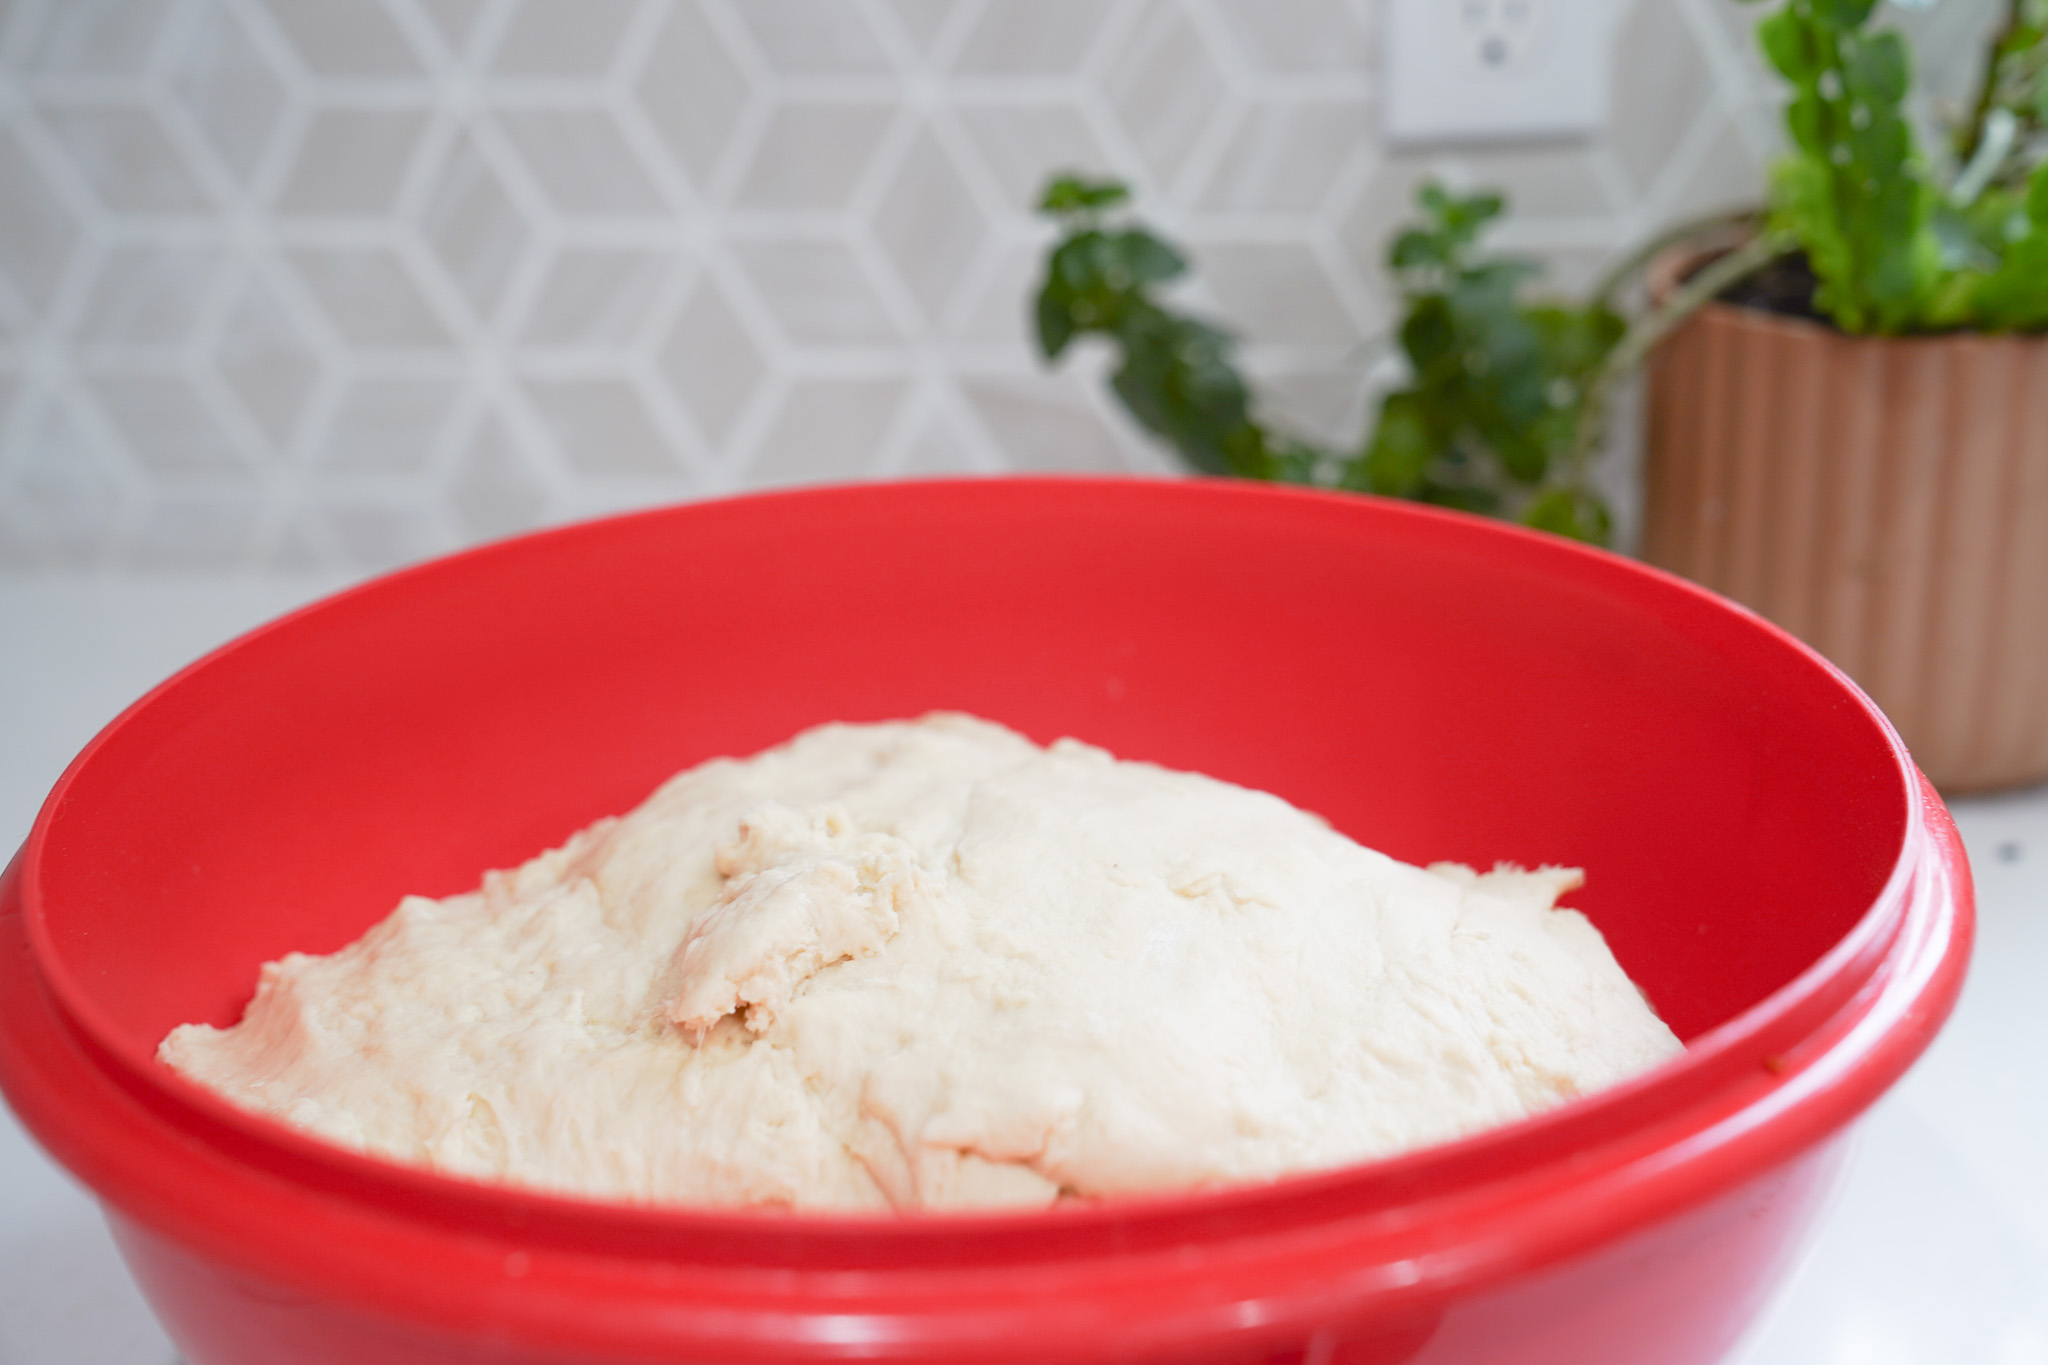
(0, 479, 1970, 1365)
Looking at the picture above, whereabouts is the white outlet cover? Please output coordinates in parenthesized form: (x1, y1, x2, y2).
(1383, 0, 1620, 145)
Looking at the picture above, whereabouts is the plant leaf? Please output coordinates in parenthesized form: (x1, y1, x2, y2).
(1035, 284, 1077, 359)
(1815, 0, 1879, 28)
(1038, 175, 1129, 215)
(1522, 488, 1612, 545)
(1354, 391, 1436, 496)
(1759, 9, 1820, 82)
(1843, 30, 1909, 106)
(1111, 229, 1187, 284)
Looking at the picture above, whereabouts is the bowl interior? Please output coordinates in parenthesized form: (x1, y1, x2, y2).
(27, 480, 1908, 1087)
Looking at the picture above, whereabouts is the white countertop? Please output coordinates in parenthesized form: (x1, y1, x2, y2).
(2, 576, 2044, 1365)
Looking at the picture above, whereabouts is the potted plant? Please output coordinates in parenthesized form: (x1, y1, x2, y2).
(1032, 177, 1629, 546)
(1642, 0, 2048, 792)
(1032, 2, 2047, 792)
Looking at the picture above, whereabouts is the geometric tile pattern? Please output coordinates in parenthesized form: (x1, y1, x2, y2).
(0, 0, 2003, 571)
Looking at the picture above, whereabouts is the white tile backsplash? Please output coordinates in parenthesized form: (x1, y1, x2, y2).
(731, 237, 908, 347)
(0, 0, 2003, 573)
(258, 0, 425, 80)
(492, 106, 674, 218)
(1102, 0, 1235, 192)
(37, 101, 215, 214)
(953, 0, 1114, 76)
(1206, 0, 1373, 74)
(517, 245, 680, 348)
(211, 269, 320, 445)
(1195, 97, 1373, 214)
(726, 0, 902, 77)
(274, 107, 431, 217)
(318, 375, 459, 474)
(416, 128, 532, 319)
(286, 245, 455, 348)
(16, 0, 175, 78)
(68, 242, 222, 345)
(488, 0, 643, 78)
(84, 370, 247, 475)
(749, 374, 908, 485)
(164, 0, 289, 186)
(729, 99, 899, 210)
(870, 127, 988, 322)
(656, 275, 767, 445)
(522, 373, 685, 480)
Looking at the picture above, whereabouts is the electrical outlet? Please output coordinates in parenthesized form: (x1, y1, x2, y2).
(1383, 0, 1619, 146)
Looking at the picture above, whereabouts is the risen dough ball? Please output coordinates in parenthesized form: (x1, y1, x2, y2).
(161, 714, 1683, 1211)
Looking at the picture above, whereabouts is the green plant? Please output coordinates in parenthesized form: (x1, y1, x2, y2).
(1954, 0, 2048, 199)
(1034, 176, 1625, 543)
(1032, 176, 1303, 485)
(1031, 1, 2048, 547)
(1947, 0, 2048, 327)
(1745, 0, 2048, 332)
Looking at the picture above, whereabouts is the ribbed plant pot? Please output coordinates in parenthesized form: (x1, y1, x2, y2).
(1642, 298, 2048, 794)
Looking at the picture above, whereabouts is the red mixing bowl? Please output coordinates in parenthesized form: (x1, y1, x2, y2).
(0, 479, 1970, 1365)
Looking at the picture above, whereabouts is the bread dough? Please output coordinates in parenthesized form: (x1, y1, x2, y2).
(160, 715, 1683, 1211)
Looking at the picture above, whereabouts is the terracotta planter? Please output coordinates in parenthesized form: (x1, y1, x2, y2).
(1643, 298, 2048, 794)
